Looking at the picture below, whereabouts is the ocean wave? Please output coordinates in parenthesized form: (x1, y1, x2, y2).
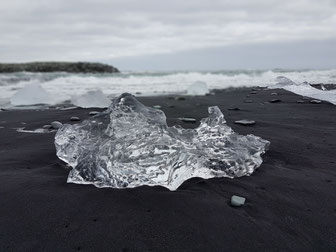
(0, 69, 336, 105)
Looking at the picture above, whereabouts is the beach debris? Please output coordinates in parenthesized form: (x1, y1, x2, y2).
(310, 99, 322, 104)
(228, 107, 240, 111)
(231, 195, 246, 207)
(89, 111, 100, 116)
(296, 100, 305, 103)
(71, 90, 111, 108)
(179, 117, 197, 123)
(153, 105, 162, 109)
(269, 99, 281, 103)
(244, 99, 253, 103)
(51, 121, 63, 129)
(55, 93, 270, 190)
(271, 92, 278, 96)
(234, 120, 256, 125)
(10, 83, 52, 106)
(70, 117, 81, 121)
(186, 81, 209, 96)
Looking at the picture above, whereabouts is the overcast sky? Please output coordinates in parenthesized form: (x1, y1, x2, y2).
(1, 0, 336, 70)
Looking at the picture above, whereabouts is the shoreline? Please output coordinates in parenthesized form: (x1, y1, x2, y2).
(0, 88, 335, 251)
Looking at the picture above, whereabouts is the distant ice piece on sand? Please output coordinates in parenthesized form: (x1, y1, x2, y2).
(10, 83, 51, 106)
(71, 90, 111, 108)
(270, 76, 336, 105)
(186, 81, 209, 96)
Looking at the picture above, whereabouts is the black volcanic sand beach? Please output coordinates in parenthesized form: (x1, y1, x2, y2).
(0, 88, 335, 251)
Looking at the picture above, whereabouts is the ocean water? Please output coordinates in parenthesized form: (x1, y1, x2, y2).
(0, 69, 336, 106)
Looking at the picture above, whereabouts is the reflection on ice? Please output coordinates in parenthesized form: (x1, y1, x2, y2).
(55, 93, 270, 190)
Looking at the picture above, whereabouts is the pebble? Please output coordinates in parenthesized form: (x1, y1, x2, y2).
(244, 99, 253, 103)
(153, 105, 162, 109)
(271, 92, 278, 96)
(234, 120, 256, 125)
(89, 111, 100, 116)
(269, 99, 281, 103)
(175, 96, 186, 101)
(250, 91, 257, 94)
(51, 121, 63, 129)
(231, 195, 246, 207)
(168, 105, 175, 108)
(179, 117, 197, 123)
(296, 100, 305, 103)
(310, 99, 322, 104)
(228, 107, 240, 111)
(70, 117, 81, 121)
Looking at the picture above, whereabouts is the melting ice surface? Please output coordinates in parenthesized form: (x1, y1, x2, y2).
(271, 76, 336, 105)
(71, 90, 111, 108)
(55, 93, 270, 190)
(10, 83, 52, 106)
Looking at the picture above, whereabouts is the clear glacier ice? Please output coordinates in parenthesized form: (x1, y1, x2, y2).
(10, 83, 51, 106)
(55, 93, 270, 190)
(186, 81, 209, 96)
(71, 90, 111, 108)
(271, 76, 336, 105)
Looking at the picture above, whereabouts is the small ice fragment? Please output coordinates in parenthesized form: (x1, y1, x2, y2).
(271, 92, 278, 96)
(60, 106, 78, 111)
(10, 83, 52, 106)
(310, 100, 322, 104)
(153, 105, 162, 109)
(51, 121, 63, 129)
(179, 117, 197, 123)
(250, 91, 257, 94)
(186, 81, 209, 96)
(16, 128, 50, 134)
(89, 111, 100, 116)
(231, 195, 246, 207)
(269, 99, 281, 103)
(234, 120, 256, 125)
(43, 124, 52, 129)
(71, 90, 111, 108)
(70, 117, 81, 121)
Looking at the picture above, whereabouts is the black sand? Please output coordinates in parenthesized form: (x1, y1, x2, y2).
(0, 88, 335, 251)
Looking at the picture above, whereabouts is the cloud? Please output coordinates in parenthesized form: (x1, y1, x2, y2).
(0, 0, 335, 65)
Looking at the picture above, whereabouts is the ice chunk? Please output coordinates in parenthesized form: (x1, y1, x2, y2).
(10, 83, 51, 106)
(270, 77, 336, 105)
(231, 195, 246, 207)
(71, 90, 111, 108)
(55, 93, 270, 190)
(186, 81, 209, 96)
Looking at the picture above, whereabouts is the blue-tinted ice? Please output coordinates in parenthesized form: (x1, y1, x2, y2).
(55, 93, 270, 190)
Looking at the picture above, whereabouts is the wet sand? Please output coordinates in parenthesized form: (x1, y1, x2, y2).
(0, 88, 335, 251)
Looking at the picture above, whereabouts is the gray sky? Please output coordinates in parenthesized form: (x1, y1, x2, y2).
(1, 0, 336, 70)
